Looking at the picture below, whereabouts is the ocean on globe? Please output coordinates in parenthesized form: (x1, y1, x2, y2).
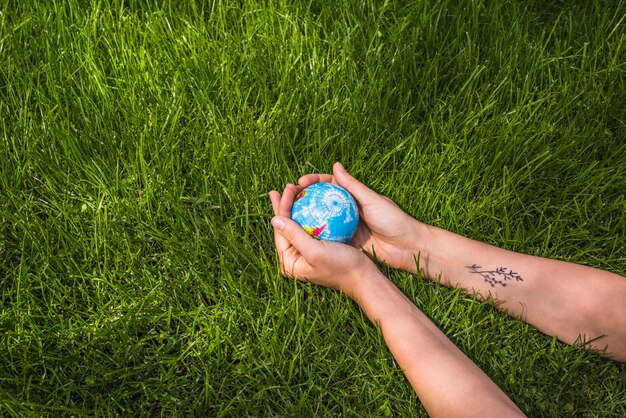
(291, 182, 359, 244)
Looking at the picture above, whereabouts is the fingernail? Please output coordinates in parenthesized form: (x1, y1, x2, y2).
(336, 162, 346, 173)
(271, 216, 286, 230)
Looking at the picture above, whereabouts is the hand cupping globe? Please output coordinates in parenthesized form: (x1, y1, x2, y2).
(291, 182, 359, 244)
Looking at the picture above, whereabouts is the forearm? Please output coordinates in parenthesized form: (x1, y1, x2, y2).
(353, 270, 524, 417)
(409, 221, 626, 361)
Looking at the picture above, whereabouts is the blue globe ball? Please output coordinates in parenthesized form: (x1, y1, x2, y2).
(291, 182, 359, 244)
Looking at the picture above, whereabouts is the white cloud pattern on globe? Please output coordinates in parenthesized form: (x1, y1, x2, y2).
(291, 182, 359, 243)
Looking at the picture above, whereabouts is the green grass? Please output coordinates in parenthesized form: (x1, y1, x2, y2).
(1, 0, 625, 415)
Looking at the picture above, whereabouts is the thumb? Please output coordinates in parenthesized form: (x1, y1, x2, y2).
(271, 216, 317, 257)
(333, 162, 378, 203)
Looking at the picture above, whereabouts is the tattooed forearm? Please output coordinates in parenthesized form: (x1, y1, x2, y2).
(466, 264, 523, 287)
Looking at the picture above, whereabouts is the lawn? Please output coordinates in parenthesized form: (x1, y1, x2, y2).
(1, 0, 625, 416)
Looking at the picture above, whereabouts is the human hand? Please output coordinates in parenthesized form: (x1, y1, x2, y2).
(298, 162, 426, 273)
(269, 183, 378, 298)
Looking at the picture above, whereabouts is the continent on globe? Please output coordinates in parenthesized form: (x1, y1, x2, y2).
(291, 182, 359, 244)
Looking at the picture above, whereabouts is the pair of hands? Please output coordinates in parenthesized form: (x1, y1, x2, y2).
(269, 162, 421, 298)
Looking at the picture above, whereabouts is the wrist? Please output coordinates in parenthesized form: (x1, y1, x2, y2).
(350, 268, 422, 327)
(402, 218, 434, 277)
(347, 262, 388, 302)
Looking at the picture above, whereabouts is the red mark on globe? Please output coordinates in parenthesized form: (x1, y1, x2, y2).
(304, 224, 326, 239)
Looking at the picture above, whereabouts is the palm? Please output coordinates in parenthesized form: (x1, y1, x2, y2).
(280, 240, 364, 283)
(351, 197, 416, 271)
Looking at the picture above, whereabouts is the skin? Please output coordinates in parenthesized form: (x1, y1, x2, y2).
(270, 180, 524, 417)
(269, 162, 626, 416)
(295, 163, 626, 361)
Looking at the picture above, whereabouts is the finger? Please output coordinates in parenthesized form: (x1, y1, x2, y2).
(269, 190, 281, 215)
(279, 247, 304, 280)
(273, 218, 290, 254)
(278, 183, 302, 218)
(271, 216, 317, 259)
(269, 190, 290, 256)
(278, 246, 293, 277)
(297, 173, 335, 188)
(274, 184, 303, 258)
(333, 162, 379, 204)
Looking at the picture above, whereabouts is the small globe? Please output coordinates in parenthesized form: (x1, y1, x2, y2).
(291, 182, 359, 244)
